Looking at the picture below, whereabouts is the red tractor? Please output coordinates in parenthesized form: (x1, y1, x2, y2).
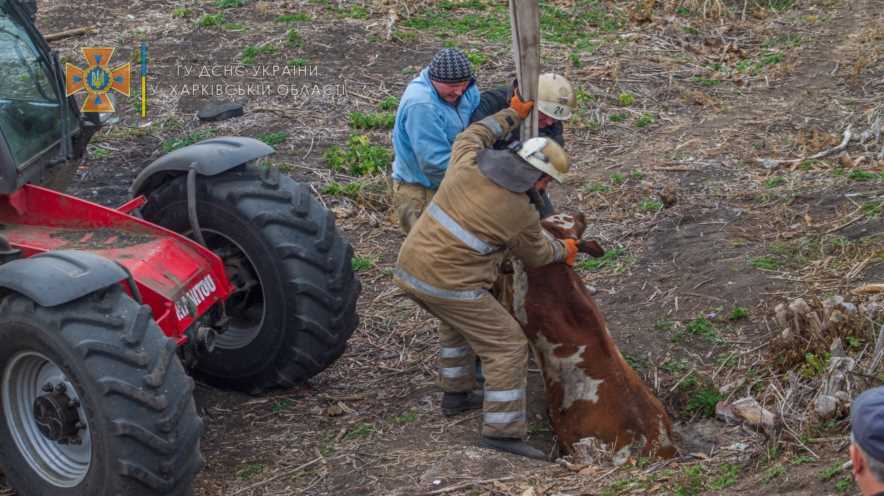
(0, 2, 361, 494)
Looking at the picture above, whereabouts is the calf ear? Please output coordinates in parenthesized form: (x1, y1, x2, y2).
(572, 212, 587, 238)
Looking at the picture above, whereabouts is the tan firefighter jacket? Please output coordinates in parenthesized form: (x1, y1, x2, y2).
(394, 108, 566, 300)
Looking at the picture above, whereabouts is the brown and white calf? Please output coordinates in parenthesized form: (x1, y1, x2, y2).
(514, 213, 677, 462)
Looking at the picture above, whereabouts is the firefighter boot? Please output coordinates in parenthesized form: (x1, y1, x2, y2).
(441, 392, 483, 417)
(480, 437, 547, 460)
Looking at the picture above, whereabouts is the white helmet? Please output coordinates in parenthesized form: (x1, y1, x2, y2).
(537, 73, 576, 121)
(516, 137, 570, 183)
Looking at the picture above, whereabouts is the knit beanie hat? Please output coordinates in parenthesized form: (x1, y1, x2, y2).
(427, 48, 473, 84)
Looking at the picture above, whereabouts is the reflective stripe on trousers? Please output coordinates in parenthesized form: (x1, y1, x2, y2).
(395, 268, 484, 301)
(483, 387, 526, 431)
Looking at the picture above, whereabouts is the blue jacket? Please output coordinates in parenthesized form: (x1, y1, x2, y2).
(391, 68, 480, 190)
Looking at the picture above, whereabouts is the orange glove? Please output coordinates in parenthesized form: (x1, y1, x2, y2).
(510, 93, 534, 120)
(563, 238, 579, 266)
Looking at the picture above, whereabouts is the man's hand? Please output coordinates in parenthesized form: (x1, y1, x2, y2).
(563, 238, 579, 266)
(510, 93, 534, 120)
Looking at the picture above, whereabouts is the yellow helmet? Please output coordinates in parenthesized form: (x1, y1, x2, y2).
(537, 73, 576, 120)
(516, 137, 570, 183)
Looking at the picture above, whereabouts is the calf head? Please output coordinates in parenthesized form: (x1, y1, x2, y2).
(524, 213, 677, 461)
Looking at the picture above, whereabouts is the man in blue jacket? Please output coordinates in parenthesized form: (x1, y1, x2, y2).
(391, 48, 481, 233)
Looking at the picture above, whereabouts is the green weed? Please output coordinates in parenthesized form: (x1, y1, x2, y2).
(349, 111, 395, 130)
(344, 422, 375, 440)
(692, 76, 722, 87)
(197, 13, 225, 27)
(287, 29, 302, 47)
(321, 180, 363, 199)
(617, 92, 635, 106)
(710, 463, 740, 490)
(729, 307, 749, 320)
(257, 131, 288, 147)
(764, 176, 786, 188)
(89, 146, 111, 159)
(674, 465, 705, 496)
(466, 51, 488, 68)
(790, 455, 816, 465)
(394, 410, 417, 424)
(635, 113, 654, 128)
(764, 464, 785, 484)
(801, 352, 831, 379)
(835, 477, 852, 493)
(378, 96, 399, 111)
(584, 182, 610, 193)
(609, 112, 627, 123)
(351, 256, 376, 272)
(819, 461, 843, 481)
(576, 247, 627, 272)
(686, 386, 723, 417)
(241, 44, 278, 64)
(661, 358, 689, 374)
(609, 172, 625, 185)
(237, 463, 264, 480)
(324, 135, 391, 176)
(685, 317, 717, 340)
(862, 201, 882, 217)
(271, 399, 293, 413)
(751, 256, 781, 270)
(639, 199, 663, 212)
(172, 7, 192, 17)
(848, 170, 880, 182)
(216, 0, 246, 7)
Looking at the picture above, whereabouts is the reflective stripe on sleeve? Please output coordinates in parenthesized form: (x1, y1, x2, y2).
(478, 115, 504, 137)
(427, 202, 500, 255)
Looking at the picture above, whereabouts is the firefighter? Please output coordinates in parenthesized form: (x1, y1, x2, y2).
(471, 73, 576, 217)
(390, 48, 481, 233)
(393, 95, 579, 460)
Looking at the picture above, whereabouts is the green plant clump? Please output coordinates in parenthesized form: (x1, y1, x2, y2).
(349, 111, 395, 130)
(324, 135, 391, 176)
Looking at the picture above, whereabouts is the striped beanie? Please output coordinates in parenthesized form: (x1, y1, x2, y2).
(427, 48, 473, 84)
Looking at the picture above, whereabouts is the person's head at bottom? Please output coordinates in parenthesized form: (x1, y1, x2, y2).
(851, 386, 884, 496)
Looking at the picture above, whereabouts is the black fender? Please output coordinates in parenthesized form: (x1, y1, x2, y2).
(130, 136, 274, 197)
(0, 250, 128, 307)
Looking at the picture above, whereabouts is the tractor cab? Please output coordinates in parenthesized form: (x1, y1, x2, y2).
(0, 0, 95, 193)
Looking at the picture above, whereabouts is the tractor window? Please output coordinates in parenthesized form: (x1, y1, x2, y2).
(0, 3, 63, 167)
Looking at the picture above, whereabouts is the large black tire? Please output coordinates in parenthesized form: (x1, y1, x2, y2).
(0, 285, 203, 496)
(140, 164, 360, 393)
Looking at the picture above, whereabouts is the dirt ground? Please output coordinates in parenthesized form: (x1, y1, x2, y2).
(2, 0, 883, 495)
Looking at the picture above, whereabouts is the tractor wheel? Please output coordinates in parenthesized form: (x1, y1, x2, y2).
(0, 285, 203, 496)
(140, 164, 360, 393)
